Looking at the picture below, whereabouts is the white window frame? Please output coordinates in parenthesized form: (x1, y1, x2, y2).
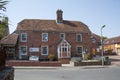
(76, 34, 82, 42)
(42, 33, 48, 42)
(76, 46, 83, 54)
(20, 33, 27, 42)
(60, 33, 65, 40)
(41, 46, 48, 55)
(92, 38, 96, 43)
(62, 46, 68, 53)
(19, 46, 27, 55)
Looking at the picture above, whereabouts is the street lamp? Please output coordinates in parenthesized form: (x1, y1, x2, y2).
(101, 25, 106, 66)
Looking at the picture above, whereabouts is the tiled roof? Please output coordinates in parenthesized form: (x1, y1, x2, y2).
(0, 33, 18, 45)
(104, 36, 120, 45)
(16, 19, 91, 33)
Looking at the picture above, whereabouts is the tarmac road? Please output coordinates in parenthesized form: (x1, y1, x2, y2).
(15, 66, 120, 80)
(14, 55, 120, 80)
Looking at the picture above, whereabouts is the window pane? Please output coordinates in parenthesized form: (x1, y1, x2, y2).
(20, 47, 27, 53)
(77, 47, 82, 54)
(21, 33, 27, 42)
(91, 37, 96, 43)
(60, 33, 65, 39)
(42, 33, 48, 42)
(77, 34, 82, 42)
(42, 46, 48, 55)
(62, 47, 67, 52)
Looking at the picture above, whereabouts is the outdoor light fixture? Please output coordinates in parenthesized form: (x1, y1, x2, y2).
(101, 25, 106, 66)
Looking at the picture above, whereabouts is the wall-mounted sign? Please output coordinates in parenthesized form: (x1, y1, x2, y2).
(29, 48, 39, 52)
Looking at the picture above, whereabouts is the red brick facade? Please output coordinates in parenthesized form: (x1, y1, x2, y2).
(91, 33, 101, 55)
(1, 10, 100, 63)
(14, 10, 100, 63)
(6, 60, 61, 67)
(15, 30, 92, 60)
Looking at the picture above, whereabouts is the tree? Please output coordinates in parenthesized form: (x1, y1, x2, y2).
(0, 0, 9, 39)
(0, 17, 8, 39)
(0, 0, 8, 11)
(102, 36, 108, 41)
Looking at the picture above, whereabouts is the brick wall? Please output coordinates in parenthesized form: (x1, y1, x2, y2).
(6, 60, 61, 67)
(70, 60, 111, 66)
(59, 58, 70, 64)
(16, 30, 92, 60)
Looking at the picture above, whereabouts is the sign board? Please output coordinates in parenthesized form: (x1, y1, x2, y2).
(29, 48, 39, 52)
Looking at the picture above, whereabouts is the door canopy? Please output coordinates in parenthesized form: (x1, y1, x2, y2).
(58, 39, 71, 58)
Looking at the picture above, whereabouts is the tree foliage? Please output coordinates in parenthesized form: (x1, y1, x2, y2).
(0, 0, 9, 39)
(102, 36, 108, 41)
(0, 17, 8, 39)
(0, 0, 9, 11)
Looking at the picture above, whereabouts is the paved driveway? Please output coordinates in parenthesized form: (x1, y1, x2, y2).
(109, 55, 120, 66)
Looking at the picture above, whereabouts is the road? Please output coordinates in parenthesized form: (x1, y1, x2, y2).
(15, 67, 120, 80)
(14, 55, 120, 80)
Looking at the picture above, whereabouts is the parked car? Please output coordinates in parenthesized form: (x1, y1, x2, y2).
(29, 56, 39, 61)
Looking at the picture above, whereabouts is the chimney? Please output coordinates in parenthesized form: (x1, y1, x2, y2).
(56, 9, 63, 23)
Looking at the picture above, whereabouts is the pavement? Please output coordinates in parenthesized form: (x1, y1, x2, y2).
(109, 55, 120, 67)
(13, 55, 120, 69)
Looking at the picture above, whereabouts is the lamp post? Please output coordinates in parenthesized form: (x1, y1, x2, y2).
(101, 25, 106, 66)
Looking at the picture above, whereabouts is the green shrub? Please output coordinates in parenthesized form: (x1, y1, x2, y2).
(48, 54, 55, 61)
(71, 57, 82, 62)
(84, 53, 92, 60)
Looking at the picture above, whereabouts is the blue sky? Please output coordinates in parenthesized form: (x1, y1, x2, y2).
(4, 0, 120, 38)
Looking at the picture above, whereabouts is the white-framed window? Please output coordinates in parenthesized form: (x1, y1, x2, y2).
(42, 33, 48, 42)
(91, 36, 96, 43)
(41, 46, 48, 55)
(76, 34, 82, 42)
(20, 33, 27, 42)
(19, 46, 27, 55)
(76, 46, 83, 54)
(92, 38, 96, 43)
(60, 33, 65, 40)
(62, 46, 67, 52)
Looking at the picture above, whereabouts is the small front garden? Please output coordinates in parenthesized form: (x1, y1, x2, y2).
(70, 53, 111, 66)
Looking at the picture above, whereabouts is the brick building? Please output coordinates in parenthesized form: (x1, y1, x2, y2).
(1, 10, 100, 62)
(91, 33, 101, 55)
(104, 36, 120, 55)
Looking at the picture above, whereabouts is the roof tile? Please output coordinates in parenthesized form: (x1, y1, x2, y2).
(0, 33, 18, 45)
(16, 19, 91, 33)
(104, 36, 120, 45)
